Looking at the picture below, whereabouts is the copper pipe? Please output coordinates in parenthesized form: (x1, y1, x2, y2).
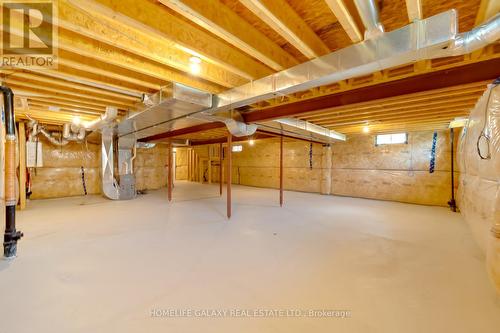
(227, 135, 232, 219)
(219, 142, 223, 196)
(280, 136, 284, 207)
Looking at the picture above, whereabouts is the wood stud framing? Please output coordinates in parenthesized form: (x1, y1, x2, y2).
(2, 0, 496, 134)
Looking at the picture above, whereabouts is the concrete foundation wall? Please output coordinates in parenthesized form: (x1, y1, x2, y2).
(331, 130, 457, 206)
(30, 137, 169, 199)
(175, 148, 188, 180)
(189, 129, 456, 206)
(30, 129, 455, 206)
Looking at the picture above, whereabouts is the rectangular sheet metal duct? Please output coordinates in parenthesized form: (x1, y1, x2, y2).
(118, 83, 212, 139)
(213, 10, 457, 111)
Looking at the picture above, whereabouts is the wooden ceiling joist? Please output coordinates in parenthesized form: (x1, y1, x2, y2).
(475, 0, 500, 25)
(5, 79, 135, 109)
(75, 0, 273, 80)
(307, 103, 476, 125)
(6, 72, 140, 102)
(57, 58, 161, 92)
(15, 95, 113, 115)
(239, 0, 331, 59)
(28, 69, 145, 97)
(158, 0, 298, 70)
(323, 0, 363, 43)
(59, 0, 246, 89)
(243, 58, 500, 123)
(5, 18, 219, 93)
(320, 108, 471, 127)
(337, 121, 453, 134)
(8, 84, 131, 110)
(302, 95, 481, 122)
(333, 114, 468, 130)
(58, 30, 224, 94)
(27, 103, 103, 116)
(16, 109, 96, 123)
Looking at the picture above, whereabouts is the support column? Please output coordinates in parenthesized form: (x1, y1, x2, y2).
(320, 144, 332, 195)
(227, 135, 232, 219)
(187, 148, 191, 181)
(219, 142, 223, 196)
(168, 143, 173, 202)
(279, 136, 284, 207)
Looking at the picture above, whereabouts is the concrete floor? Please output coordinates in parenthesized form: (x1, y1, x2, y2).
(1, 181, 499, 332)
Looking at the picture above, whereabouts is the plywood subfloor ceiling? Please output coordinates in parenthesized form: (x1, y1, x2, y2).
(2, 0, 499, 134)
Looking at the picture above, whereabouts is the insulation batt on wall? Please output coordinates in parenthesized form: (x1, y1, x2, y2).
(30, 137, 101, 199)
(30, 136, 170, 199)
(189, 130, 456, 206)
(457, 82, 500, 294)
(175, 148, 189, 180)
(331, 130, 457, 206)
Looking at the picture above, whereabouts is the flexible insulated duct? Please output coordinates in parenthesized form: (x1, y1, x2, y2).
(188, 112, 258, 137)
(1, 86, 23, 259)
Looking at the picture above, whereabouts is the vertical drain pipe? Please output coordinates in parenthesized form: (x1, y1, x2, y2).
(1, 86, 23, 259)
(448, 128, 457, 212)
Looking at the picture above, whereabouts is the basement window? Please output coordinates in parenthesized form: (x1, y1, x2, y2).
(375, 133, 408, 146)
(232, 145, 243, 152)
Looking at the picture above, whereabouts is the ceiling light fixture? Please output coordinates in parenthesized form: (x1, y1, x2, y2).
(249, 139, 255, 146)
(72, 115, 81, 125)
(189, 56, 201, 75)
(362, 125, 370, 133)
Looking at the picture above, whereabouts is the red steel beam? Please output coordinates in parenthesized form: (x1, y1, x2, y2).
(140, 122, 225, 142)
(243, 58, 500, 123)
(189, 132, 274, 146)
(256, 129, 325, 145)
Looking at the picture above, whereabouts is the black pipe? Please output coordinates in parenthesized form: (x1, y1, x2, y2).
(1, 86, 23, 258)
(448, 127, 457, 212)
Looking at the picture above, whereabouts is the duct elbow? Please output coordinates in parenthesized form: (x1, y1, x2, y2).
(225, 120, 258, 137)
(84, 106, 118, 131)
(432, 13, 500, 58)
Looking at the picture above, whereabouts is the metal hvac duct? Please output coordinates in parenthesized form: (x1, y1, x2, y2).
(430, 13, 500, 58)
(353, 0, 384, 39)
(213, 10, 499, 113)
(257, 118, 346, 143)
(118, 83, 256, 139)
(101, 127, 137, 200)
(1, 86, 23, 259)
(188, 112, 258, 137)
(120, 10, 500, 144)
(84, 106, 118, 131)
